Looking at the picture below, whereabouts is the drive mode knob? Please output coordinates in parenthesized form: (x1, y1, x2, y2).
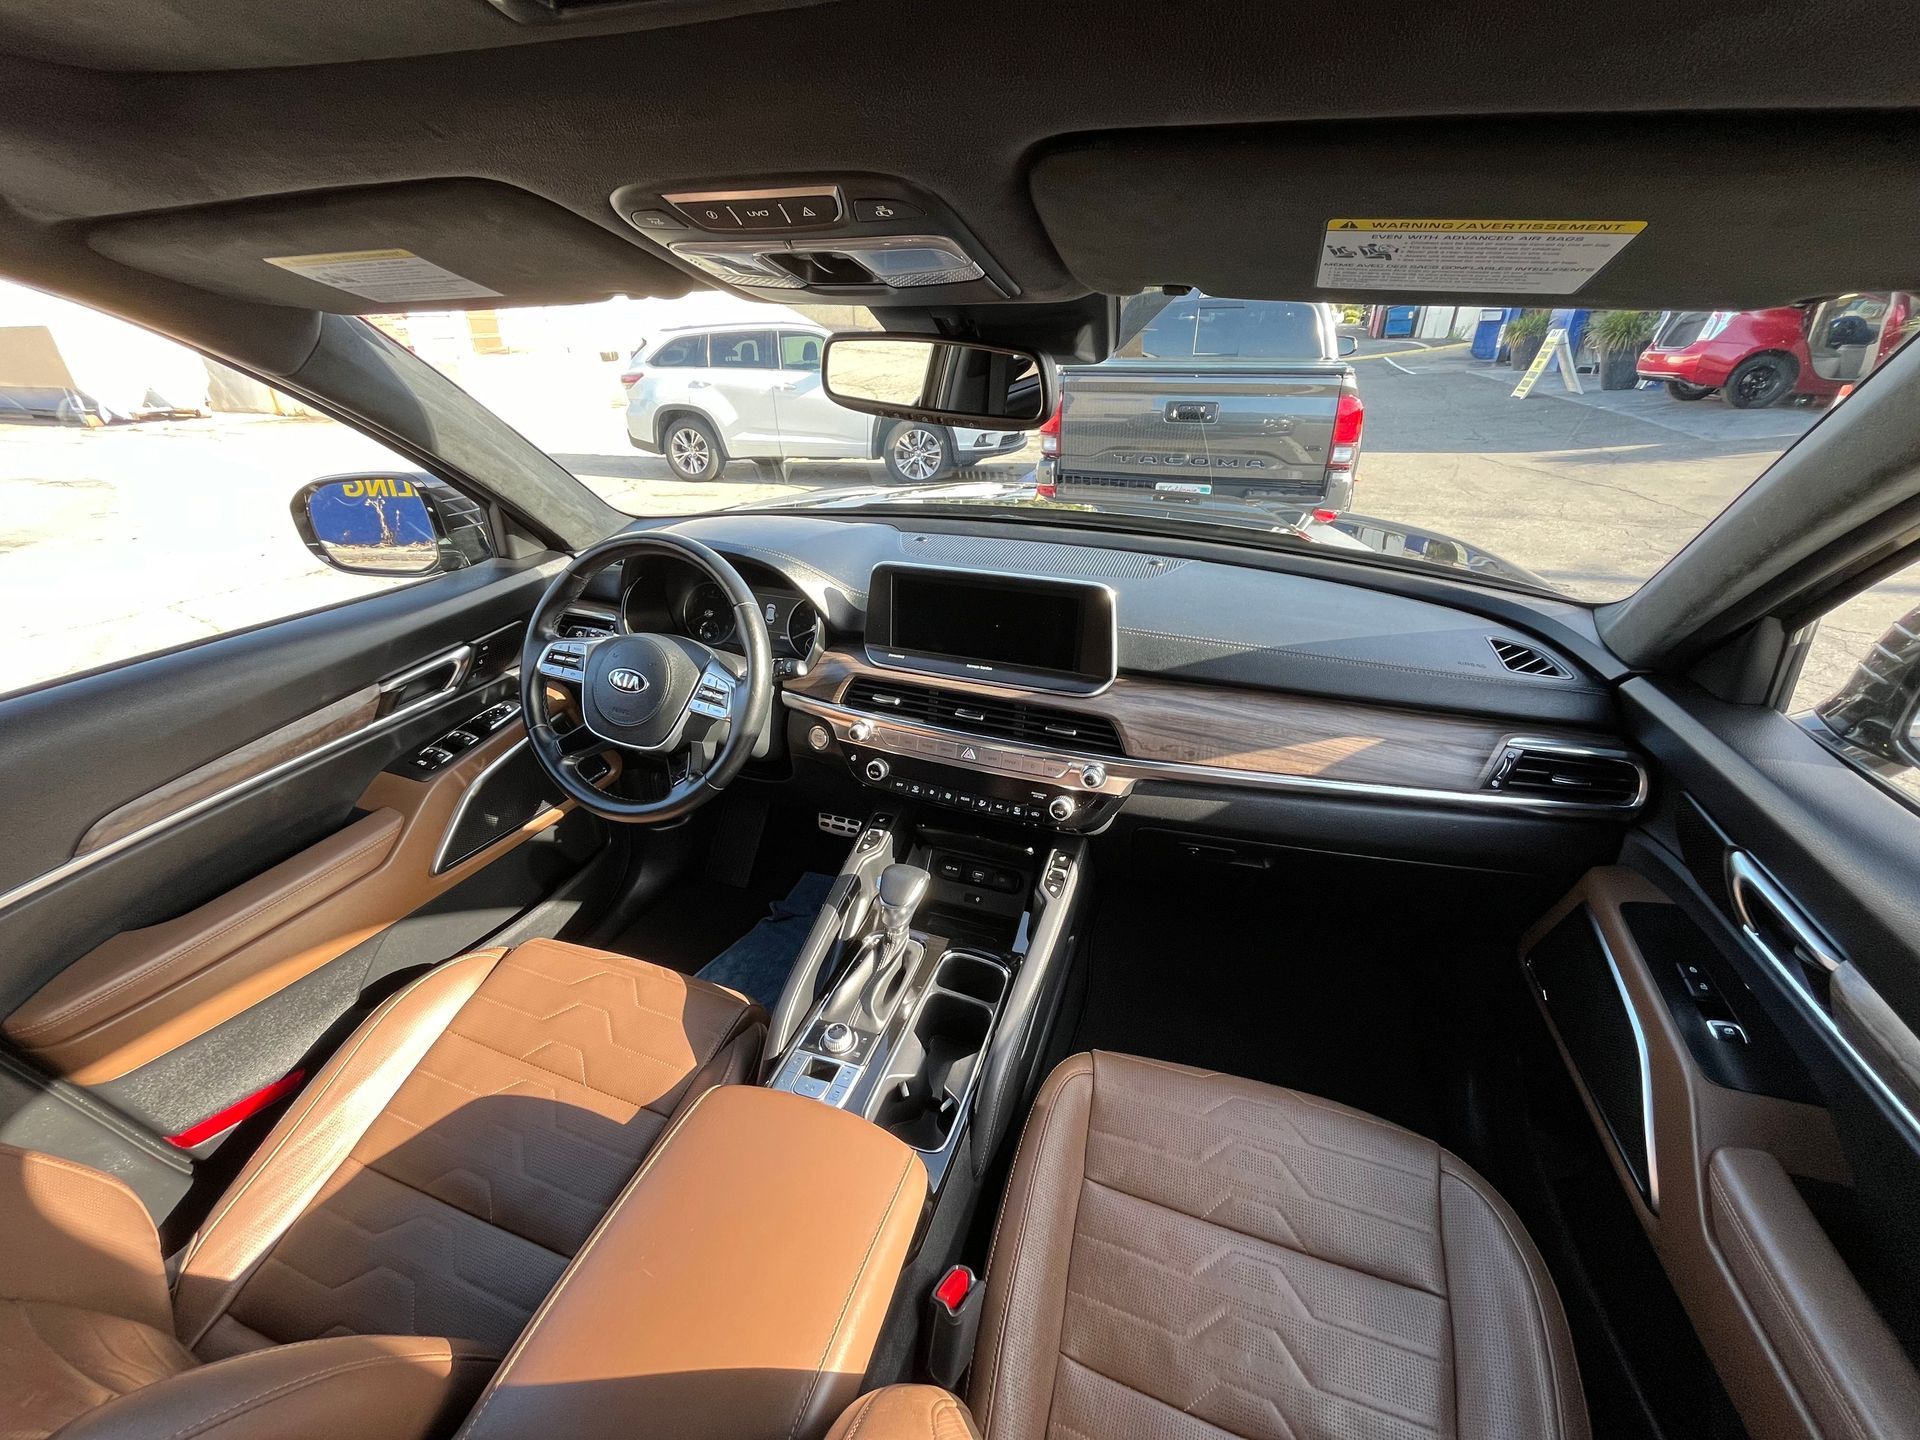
(820, 1022, 855, 1055)
(1047, 795, 1076, 822)
(865, 757, 891, 782)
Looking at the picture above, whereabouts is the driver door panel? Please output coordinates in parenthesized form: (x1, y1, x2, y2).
(0, 554, 611, 1217)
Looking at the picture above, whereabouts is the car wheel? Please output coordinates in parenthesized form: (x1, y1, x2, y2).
(1665, 380, 1715, 401)
(1724, 354, 1798, 409)
(663, 416, 723, 480)
(884, 422, 950, 483)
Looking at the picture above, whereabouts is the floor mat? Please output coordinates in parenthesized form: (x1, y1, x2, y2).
(695, 871, 835, 1009)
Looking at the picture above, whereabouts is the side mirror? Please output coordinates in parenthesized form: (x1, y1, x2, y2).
(1338, 334, 1360, 357)
(821, 333, 1054, 428)
(291, 472, 492, 577)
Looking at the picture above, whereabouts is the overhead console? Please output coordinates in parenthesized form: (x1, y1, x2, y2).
(608, 177, 1015, 303)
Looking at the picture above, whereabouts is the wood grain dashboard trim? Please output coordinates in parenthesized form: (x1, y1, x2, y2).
(786, 648, 1627, 797)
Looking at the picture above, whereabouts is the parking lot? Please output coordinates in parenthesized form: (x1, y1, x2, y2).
(1, 325, 1907, 705)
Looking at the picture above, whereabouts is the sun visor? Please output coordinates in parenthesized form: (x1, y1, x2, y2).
(1030, 114, 1920, 310)
(85, 179, 694, 312)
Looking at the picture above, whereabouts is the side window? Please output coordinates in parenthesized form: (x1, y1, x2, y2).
(0, 283, 467, 695)
(779, 332, 822, 371)
(711, 330, 775, 368)
(650, 333, 708, 367)
(1790, 554, 1920, 804)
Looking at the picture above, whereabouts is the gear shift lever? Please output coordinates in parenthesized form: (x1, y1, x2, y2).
(875, 863, 930, 960)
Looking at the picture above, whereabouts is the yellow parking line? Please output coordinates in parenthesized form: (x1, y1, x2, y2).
(1351, 341, 1471, 361)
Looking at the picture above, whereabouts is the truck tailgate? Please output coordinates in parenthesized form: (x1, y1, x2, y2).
(1055, 365, 1346, 496)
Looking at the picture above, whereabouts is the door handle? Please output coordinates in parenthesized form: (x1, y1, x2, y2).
(687, 380, 710, 389)
(1735, 852, 1835, 998)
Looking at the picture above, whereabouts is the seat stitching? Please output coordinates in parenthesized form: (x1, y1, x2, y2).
(155, 1346, 454, 1440)
(977, 1063, 1090, 1440)
(786, 1153, 915, 1440)
(1441, 1165, 1563, 1439)
(343, 1161, 572, 1260)
(1052, 1353, 1307, 1440)
(1065, 1233, 1447, 1366)
(179, 954, 500, 1337)
(14, 825, 397, 1035)
(426, 1029, 662, 1110)
(1079, 1175, 1445, 1300)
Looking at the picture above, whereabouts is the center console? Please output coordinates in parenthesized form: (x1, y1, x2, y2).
(764, 802, 1088, 1191)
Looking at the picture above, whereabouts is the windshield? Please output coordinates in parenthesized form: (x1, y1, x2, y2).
(38, 283, 1893, 605)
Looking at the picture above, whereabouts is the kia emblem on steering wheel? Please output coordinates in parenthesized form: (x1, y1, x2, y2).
(608, 668, 648, 693)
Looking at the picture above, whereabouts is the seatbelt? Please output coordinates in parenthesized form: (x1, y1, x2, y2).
(924, 1265, 984, 1389)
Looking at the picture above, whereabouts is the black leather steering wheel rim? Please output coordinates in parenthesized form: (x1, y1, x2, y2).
(519, 532, 774, 823)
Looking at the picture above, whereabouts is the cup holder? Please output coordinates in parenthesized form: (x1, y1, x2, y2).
(934, 952, 1008, 1005)
(873, 992, 994, 1151)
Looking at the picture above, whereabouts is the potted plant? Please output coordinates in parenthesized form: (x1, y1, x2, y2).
(1588, 310, 1659, 389)
(1503, 310, 1550, 369)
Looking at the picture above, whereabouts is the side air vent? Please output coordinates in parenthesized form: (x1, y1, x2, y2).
(1487, 742, 1645, 808)
(1490, 638, 1571, 679)
(844, 678, 1125, 756)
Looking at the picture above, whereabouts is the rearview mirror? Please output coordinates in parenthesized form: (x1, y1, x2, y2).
(291, 473, 492, 577)
(821, 334, 1054, 428)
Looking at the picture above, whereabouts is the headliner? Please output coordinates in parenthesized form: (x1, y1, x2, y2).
(3, 0, 1919, 349)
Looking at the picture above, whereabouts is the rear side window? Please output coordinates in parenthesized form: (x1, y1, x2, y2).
(650, 333, 708, 367)
(779, 332, 822, 371)
(1119, 299, 1326, 360)
(711, 331, 775, 368)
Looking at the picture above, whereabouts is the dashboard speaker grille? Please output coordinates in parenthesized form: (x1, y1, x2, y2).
(844, 677, 1124, 756)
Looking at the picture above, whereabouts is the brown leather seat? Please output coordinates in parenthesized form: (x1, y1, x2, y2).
(1, 939, 763, 1440)
(830, 1051, 1591, 1440)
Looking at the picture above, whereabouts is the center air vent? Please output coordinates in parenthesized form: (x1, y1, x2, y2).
(1490, 638, 1571, 679)
(844, 678, 1123, 756)
(1488, 743, 1645, 807)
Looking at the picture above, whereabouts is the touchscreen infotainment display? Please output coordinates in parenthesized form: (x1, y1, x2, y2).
(890, 574, 1080, 674)
(866, 566, 1116, 693)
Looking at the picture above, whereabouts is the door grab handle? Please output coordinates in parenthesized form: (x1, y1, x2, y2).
(1727, 851, 1842, 974)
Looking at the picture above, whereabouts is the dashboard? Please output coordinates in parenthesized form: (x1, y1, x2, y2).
(565, 513, 1648, 856)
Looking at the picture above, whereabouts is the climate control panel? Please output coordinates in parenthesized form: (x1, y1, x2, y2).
(838, 743, 1114, 831)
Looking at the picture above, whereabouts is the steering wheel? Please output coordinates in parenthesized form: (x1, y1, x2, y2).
(519, 533, 774, 824)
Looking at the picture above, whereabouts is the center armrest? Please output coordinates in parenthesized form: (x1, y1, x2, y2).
(456, 1084, 927, 1440)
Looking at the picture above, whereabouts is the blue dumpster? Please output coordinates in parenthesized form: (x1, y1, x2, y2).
(1382, 305, 1418, 339)
(1470, 307, 1507, 361)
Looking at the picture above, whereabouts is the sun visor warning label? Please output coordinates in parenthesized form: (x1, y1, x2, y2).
(264, 249, 502, 304)
(1316, 219, 1646, 294)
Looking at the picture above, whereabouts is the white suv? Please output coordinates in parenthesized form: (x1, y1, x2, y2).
(624, 322, 1027, 483)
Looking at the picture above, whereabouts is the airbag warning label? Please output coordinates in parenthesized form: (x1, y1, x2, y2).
(1316, 219, 1646, 294)
(264, 249, 502, 304)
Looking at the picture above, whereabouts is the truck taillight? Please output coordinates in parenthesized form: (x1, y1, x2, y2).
(619, 370, 644, 388)
(1329, 389, 1364, 472)
(1039, 398, 1062, 457)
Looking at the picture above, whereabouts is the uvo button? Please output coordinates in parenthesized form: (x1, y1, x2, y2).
(732, 199, 785, 228)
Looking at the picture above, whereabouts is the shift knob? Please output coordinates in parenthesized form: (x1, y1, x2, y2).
(875, 864, 930, 944)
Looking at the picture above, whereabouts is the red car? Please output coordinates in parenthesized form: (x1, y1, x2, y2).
(1638, 294, 1915, 408)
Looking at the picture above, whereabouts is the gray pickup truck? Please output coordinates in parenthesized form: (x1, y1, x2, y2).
(1037, 294, 1364, 512)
